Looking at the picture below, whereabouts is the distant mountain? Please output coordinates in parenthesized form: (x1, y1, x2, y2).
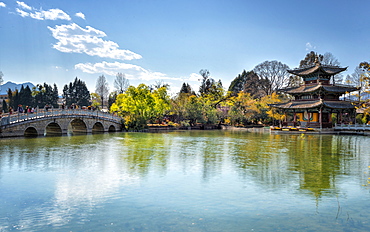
(0, 81, 35, 95)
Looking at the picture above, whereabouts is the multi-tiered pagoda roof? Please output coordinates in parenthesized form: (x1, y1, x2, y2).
(270, 57, 359, 128)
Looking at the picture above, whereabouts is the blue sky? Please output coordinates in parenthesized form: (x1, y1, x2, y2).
(0, 0, 369, 95)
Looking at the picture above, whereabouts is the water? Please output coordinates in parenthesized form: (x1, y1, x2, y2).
(0, 130, 370, 231)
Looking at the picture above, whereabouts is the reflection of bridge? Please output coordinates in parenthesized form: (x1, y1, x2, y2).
(334, 123, 370, 135)
(0, 109, 122, 137)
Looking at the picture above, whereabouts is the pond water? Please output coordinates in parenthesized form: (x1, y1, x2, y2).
(0, 130, 370, 231)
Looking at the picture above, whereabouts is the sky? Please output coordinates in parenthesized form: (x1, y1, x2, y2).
(1, 0, 370, 95)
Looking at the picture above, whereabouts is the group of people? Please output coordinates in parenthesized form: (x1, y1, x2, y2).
(3, 104, 100, 116)
(16, 105, 36, 114)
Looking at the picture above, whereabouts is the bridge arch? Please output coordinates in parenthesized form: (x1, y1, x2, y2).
(24, 127, 38, 137)
(0, 109, 123, 138)
(108, 125, 116, 132)
(92, 122, 104, 133)
(45, 122, 62, 136)
(68, 119, 87, 135)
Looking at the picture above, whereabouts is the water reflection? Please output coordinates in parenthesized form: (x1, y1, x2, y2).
(0, 131, 369, 231)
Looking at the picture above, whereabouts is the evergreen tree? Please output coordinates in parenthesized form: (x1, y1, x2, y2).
(228, 70, 266, 98)
(2, 99, 7, 113)
(179, 83, 194, 95)
(33, 84, 45, 107)
(198, 69, 215, 96)
(228, 70, 248, 94)
(7, 88, 13, 109)
(13, 89, 20, 109)
(19, 85, 33, 107)
(63, 77, 90, 107)
(108, 92, 117, 110)
(19, 85, 25, 106)
(52, 84, 59, 108)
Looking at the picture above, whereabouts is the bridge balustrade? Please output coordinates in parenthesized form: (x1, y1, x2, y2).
(0, 109, 122, 126)
(334, 123, 370, 131)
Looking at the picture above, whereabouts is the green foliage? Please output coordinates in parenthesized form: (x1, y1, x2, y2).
(108, 92, 118, 109)
(228, 70, 265, 98)
(7, 88, 15, 109)
(32, 83, 59, 108)
(179, 82, 194, 95)
(111, 84, 170, 129)
(90, 93, 101, 109)
(63, 77, 90, 107)
(2, 99, 8, 113)
(225, 91, 283, 126)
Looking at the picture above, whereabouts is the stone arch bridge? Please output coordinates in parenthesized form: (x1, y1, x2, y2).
(0, 109, 123, 138)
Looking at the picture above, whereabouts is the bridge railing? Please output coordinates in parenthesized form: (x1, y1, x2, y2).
(334, 123, 370, 130)
(0, 109, 122, 126)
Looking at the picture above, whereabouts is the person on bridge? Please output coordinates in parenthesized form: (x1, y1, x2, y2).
(17, 105, 23, 114)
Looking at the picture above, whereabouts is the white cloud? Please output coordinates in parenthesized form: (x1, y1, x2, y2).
(15, 1, 71, 20)
(75, 12, 85, 20)
(188, 73, 202, 82)
(306, 42, 316, 51)
(16, 8, 29, 17)
(16, 1, 32, 11)
(40, 9, 71, 20)
(75, 61, 182, 81)
(48, 23, 142, 61)
(0, 2, 6, 7)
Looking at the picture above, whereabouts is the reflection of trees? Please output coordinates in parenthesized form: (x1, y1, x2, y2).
(1, 131, 369, 210)
(119, 133, 170, 177)
(288, 135, 341, 198)
(231, 133, 366, 198)
(231, 133, 295, 188)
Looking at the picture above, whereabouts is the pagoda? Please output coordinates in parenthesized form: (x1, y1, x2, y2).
(270, 57, 359, 129)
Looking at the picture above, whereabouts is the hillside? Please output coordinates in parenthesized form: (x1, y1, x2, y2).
(0, 81, 35, 95)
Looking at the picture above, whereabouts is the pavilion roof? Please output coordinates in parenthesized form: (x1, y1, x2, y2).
(280, 84, 359, 94)
(270, 100, 355, 110)
(288, 65, 347, 77)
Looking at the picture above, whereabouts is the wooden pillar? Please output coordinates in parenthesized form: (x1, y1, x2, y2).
(293, 110, 296, 127)
(319, 107, 322, 129)
(284, 111, 287, 124)
(307, 111, 311, 127)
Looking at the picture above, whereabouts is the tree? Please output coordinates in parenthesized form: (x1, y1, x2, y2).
(299, 51, 343, 84)
(32, 83, 59, 108)
(345, 66, 369, 102)
(0, 71, 3, 91)
(95, 75, 109, 109)
(253, 60, 290, 96)
(152, 85, 171, 122)
(63, 78, 90, 107)
(108, 92, 118, 109)
(227, 92, 258, 125)
(287, 75, 303, 88)
(2, 99, 7, 113)
(114, 73, 129, 94)
(299, 51, 322, 68)
(90, 93, 101, 109)
(228, 70, 267, 98)
(7, 88, 14, 109)
(198, 69, 215, 96)
(179, 83, 193, 95)
(19, 85, 33, 107)
(111, 84, 155, 129)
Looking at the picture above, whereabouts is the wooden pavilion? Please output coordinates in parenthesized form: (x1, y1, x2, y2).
(270, 58, 359, 129)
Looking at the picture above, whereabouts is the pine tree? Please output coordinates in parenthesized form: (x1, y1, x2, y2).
(63, 77, 90, 107)
(2, 99, 7, 113)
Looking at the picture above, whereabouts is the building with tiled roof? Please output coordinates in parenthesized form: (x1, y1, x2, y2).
(270, 57, 359, 128)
